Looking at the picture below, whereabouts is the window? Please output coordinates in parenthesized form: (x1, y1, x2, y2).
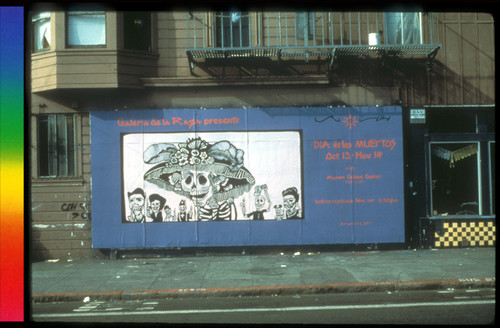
(124, 12, 151, 51)
(430, 142, 480, 216)
(67, 11, 106, 47)
(38, 114, 77, 178)
(486, 110, 495, 133)
(32, 12, 51, 52)
(295, 12, 315, 42)
(383, 12, 422, 44)
(215, 11, 250, 48)
(427, 109, 477, 133)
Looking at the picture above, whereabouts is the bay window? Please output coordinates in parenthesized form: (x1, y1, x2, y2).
(124, 12, 152, 51)
(67, 11, 106, 47)
(32, 12, 51, 52)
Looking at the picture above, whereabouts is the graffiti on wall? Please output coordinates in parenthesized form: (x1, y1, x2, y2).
(60, 202, 91, 220)
(122, 132, 303, 222)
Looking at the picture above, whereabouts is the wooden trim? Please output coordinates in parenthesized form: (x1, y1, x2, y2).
(141, 76, 330, 87)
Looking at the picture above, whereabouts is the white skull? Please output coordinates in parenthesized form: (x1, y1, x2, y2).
(181, 170, 214, 206)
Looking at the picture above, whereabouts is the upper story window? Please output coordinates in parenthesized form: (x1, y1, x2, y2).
(383, 12, 423, 44)
(124, 12, 151, 52)
(32, 12, 51, 52)
(38, 114, 77, 178)
(215, 11, 250, 48)
(67, 11, 106, 47)
(295, 12, 315, 41)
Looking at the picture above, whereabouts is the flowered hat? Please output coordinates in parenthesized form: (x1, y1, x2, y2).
(143, 137, 255, 202)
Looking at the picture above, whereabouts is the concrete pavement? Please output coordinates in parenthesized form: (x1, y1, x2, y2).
(31, 247, 495, 303)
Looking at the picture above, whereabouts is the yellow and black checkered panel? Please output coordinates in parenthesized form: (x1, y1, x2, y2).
(434, 221, 496, 247)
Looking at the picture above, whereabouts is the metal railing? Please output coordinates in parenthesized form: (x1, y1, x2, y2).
(186, 11, 440, 51)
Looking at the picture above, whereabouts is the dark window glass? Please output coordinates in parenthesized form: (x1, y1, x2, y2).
(486, 110, 495, 133)
(124, 12, 151, 51)
(427, 109, 476, 133)
(38, 116, 49, 175)
(215, 11, 250, 48)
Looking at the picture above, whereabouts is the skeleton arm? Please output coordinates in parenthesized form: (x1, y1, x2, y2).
(262, 186, 272, 212)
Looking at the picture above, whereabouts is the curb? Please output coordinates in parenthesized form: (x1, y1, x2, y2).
(31, 278, 495, 303)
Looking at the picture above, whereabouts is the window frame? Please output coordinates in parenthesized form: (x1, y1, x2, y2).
(34, 113, 82, 181)
(66, 11, 107, 48)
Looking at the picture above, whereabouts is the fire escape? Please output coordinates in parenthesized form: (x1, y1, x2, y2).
(185, 11, 441, 81)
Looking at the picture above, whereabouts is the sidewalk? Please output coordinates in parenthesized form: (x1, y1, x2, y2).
(31, 247, 495, 303)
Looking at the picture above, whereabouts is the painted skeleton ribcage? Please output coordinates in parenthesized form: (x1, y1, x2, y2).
(198, 201, 232, 221)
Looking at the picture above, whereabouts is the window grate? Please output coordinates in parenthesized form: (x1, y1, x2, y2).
(38, 114, 77, 178)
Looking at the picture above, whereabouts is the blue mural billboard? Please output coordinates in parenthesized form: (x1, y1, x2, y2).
(91, 107, 404, 248)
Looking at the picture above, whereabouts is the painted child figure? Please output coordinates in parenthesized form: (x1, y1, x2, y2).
(163, 205, 175, 222)
(176, 200, 193, 222)
(146, 194, 166, 223)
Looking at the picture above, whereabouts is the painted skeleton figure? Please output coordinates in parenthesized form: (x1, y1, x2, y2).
(240, 184, 272, 220)
(143, 137, 255, 221)
(282, 187, 302, 220)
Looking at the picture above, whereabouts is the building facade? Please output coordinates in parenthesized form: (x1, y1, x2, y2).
(30, 10, 495, 260)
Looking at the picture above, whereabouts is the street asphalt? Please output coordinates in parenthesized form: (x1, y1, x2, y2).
(30, 247, 495, 303)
